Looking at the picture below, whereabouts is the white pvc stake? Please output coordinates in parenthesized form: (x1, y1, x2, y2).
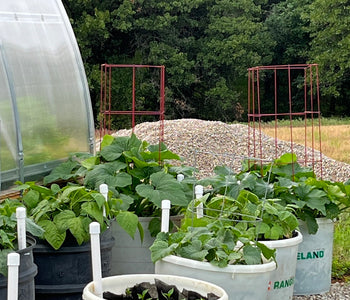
(161, 200, 171, 233)
(99, 184, 108, 217)
(195, 185, 204, 218)
(89, 222, 103, 298)
(16, 207, 26, 250)
(7, 253, 20, 300)
(177, 174, 184, 182)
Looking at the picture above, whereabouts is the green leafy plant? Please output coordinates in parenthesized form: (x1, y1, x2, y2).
(161, 287, 174, 300)
(42, 134, 195, 235)
(258, 153, 350, 234)
(138, 289, 152, 300)
(197, 191, 299, 241)
(198, 153, 350, 234)
(16, 181, 141, 250)
(0, 198, 44, 276)
(150, 219, 276, 268)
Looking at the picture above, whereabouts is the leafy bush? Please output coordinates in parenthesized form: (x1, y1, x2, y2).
(0, 199, 44, 276)
(16, 182, 140, 250)
(44, 134, 194, 217)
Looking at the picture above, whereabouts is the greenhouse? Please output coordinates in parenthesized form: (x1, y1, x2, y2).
(0, 0, 94, 190)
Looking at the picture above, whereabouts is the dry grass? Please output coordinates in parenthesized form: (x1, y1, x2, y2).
(261, 124, 350, 164)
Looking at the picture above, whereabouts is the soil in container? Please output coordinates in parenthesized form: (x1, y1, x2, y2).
(103, 278, 220, 300)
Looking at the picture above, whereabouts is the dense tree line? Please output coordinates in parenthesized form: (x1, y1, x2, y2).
(62, 0, 350, 127)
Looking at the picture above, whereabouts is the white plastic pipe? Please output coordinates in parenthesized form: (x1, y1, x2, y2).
(99, 184, 108, 217)
(7, 252, 20, 300)
(89, 222, 103, 298)
(177, 174, 184, 182)
(195, 185, 204, 218)
(161, 200, 171, 233)
(16, 207, 26, 250)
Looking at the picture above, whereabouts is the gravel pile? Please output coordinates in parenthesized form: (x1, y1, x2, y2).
(99, 118, 350, 299)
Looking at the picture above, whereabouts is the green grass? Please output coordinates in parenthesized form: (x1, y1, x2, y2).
(333, 212, 350, 281)
(260, 117, 350, 281)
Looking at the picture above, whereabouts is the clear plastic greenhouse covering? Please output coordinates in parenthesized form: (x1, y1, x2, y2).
(0, 1, 95, 190)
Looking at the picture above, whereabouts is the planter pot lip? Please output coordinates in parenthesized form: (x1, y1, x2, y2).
(299, 217, 334, 225)
(260, 230, 303, 248)
(136, 215, 183, 222)
(83, 273, 228, 300)
(17, 235, 36, 254)
(159, 255, 276, 274)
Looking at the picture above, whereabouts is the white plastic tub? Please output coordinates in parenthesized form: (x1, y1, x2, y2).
(111, 216, 182, 275)
(155, 255, 276, 300)
(82, 274, 228, 300)
(294, 218, 334, 295)
(261, 231, 303, 300)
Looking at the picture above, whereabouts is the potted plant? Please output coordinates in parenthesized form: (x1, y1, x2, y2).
(214, 152, 349, 296)
(44, 134, 192, 275)
(41, 133, 194, 275)
(150, 191, 279, 299)
(260, 153, 350, 295)
(0, 198, 43, 300)
(16, 181, 139, 300)
(151, 155, 304, 300)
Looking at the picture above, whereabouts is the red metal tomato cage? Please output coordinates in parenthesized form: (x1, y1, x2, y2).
(247, 64, 323, 178)
(99, 64, 165, 144)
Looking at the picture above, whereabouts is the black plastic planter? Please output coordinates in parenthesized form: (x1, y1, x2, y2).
(34, 228, 115, 300)
(0, 236, 38, 300)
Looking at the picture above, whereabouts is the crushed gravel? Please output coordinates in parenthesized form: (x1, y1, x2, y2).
(98, 118, 350, 299)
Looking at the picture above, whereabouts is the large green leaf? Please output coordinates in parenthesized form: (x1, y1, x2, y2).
(68, 217, 88, 245)
(116, 211, 139, 239)
(90, 193, 107, 210)
(22, 190, 40, 210)
(43, 160, 80, 184)
(135, 171, 187, 207)
(38, 220, 66, 250)
(305, 189, 328, 215)
(54, 210, 76, 233)
(25, 217, 45, 238)
(176, 240, 208, 261)
(242, 244, 262, 265)
(0, 229, 14, 249)
(100, 143, 125, 161)
(100, 134, 115, 149)
(0, 249, 12, 276)
(123, 151, 159, 168)
(150, 239, 178, 263)
(81, 202, 104, 225)
(83, 162, 130, 189)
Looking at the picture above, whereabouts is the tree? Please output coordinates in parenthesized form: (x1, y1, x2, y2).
(62, 0, 275, 125)
(305, 0, 350, 115)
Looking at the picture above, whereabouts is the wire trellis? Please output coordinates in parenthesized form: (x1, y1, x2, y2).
(187, 149, 276, 242)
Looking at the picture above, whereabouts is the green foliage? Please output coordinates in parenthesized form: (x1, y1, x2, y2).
(306, 0, 350, 97)
(200, 153, 350, 235)
(63, 0, 275, 124)
(43, 134, 194, 236)
(16, 181, 140, 250)
(333, 212, 350, 280)
(150, 222, 276, 267)
(0, 199, 44, 276)
(44, 134, 193, 218)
